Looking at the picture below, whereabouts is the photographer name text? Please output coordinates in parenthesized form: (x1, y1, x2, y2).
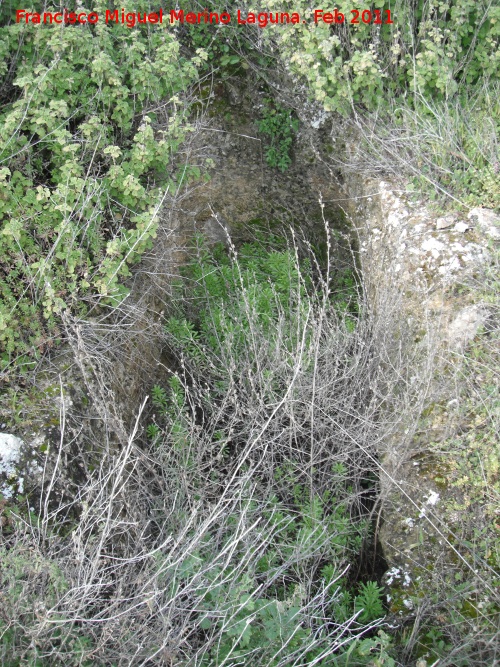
(15, 8, 394, 28)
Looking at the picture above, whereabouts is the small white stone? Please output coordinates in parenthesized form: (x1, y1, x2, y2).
(310, 110, 329, 129)
(384, 567, 401, 586)
(0, 433, 25, 499)
(426, 491, 440, 506)
(388, 212, 400, 227)
(436, 215, 456, 230)
(0, 434, 23, 477)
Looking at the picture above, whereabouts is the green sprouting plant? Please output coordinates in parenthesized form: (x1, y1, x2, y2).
(354, 581, 385, 623)
(414, 626, 454, 663)
(146, 423, 161, 442)
(152, 488, 372, 666)
(257, 100, 299, 171)
(176, 0, 251, 74)
(164, 236, 312, 373)
(336, 630, 396, 666)
(151, 384, 168, 411)
(184, 21, 242, 70)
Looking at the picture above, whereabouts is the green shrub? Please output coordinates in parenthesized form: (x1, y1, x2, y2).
(0, 1, 201, 368)
(257, 100, 299, 172)
(258, 0, 499, 207)
(260, 0, 499, 114)
(1, 232, 426, 664)
(354, 581, 385, 623)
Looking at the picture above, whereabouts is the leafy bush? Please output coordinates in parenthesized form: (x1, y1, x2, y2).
(354, 581, 386, 623)
(258, 0, 499, 207)
(0, 1, 201, 369)
(260, 0, 499, 114)
(257, 100, 299, 171)
(180, 14, 243, 71)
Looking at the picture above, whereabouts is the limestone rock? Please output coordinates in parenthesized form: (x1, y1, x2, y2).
(0, 433, 25, 498)
(468, 207, 500, 239)
(436, 214, 456, 230)
(447, 304, 490, 349)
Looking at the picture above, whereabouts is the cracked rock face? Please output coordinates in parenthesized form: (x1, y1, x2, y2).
(352, 180, 490, 295)
(447, 304, 491, 349)
(0, 434, 24, 498)
(468, 206, 500, 239)
(0, 432, 46, 500)
(342, 173, 496, 610)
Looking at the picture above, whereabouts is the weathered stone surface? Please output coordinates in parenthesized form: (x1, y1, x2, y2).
(341, 170, 495, 612)
(0, 434, 24, 498)
(436, 214, 457, 230)
(468, 206, 500, 239)
(447, 304, 490, 349)
(0, 432, 48, 501)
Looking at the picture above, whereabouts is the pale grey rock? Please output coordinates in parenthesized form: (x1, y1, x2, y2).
(421, 236, 445, 258)
(0, 433, 24, 499)
(453, 221, 470, 233)
(448, 304, 490, 349)
(468, 207, 500, 239)
(310, 110, 329, 129)
(342, 174, 495, 607)
(436, 214, 456, 230)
